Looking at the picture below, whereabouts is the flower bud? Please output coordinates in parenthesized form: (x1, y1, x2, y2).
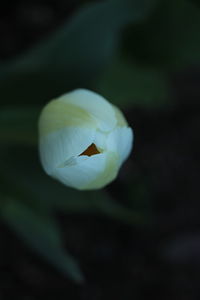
(39, 89, 133, 190)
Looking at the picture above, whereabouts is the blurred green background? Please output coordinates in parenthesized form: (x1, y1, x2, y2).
(0, 0, 200, 298)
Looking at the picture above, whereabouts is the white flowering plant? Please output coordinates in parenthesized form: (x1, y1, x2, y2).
(39, 89, 133, 190)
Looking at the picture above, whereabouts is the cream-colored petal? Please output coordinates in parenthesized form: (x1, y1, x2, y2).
(39, 98, 97, 137)
(52, 152, 119, 190)
(112, 105, 128, 127)
(59, 89, 117, 132)
(106, 127, 133, 165)
(39, 126, 96, 174)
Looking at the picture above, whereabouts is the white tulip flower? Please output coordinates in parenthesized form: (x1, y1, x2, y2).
(39, 89, 133, 190)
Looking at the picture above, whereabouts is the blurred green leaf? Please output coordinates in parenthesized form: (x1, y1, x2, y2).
(0, 200, 84, 283)
(0, 107, 39, 145)
(171, 0, 200, 65)
(126, 178, 153, 224)
(123, 0, 200, 69)
(96, 57, 170, 109)
(0, 0, 157, 105)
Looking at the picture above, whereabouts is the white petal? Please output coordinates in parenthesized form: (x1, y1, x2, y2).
(58, 155, 89, 167)
(59, 89, 117, 132)
(106, 127, 134, 165)
(39, 126, 96, 174)
(93, 129, 107, 151)
(52, 152, 119, 190)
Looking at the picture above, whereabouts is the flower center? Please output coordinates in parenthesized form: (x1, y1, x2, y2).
(79, 143, 100, 157)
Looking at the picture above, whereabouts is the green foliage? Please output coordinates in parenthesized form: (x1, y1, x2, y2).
(0, 200, 84, 283)
(123, 0, 200, 69)
(0, 0, 157, 106)
(96, 0, 200, 108)
(96, 57, 170, 109)
(0, 107, 39, 145)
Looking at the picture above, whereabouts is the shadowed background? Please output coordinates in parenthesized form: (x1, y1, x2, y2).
(0, 0, 200, 299)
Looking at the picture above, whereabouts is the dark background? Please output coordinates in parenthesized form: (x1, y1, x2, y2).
(0, 0, 200, 299)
